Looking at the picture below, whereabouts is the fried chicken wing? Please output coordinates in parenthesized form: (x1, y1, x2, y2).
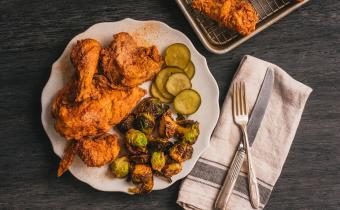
(77, 135, 120, 167)
(57, 140, 79, 177)
(192, 0, 259, 35)
(52, 39, 146, 140)
(57, 134, 120, 176)
(101, 32, 163, 87)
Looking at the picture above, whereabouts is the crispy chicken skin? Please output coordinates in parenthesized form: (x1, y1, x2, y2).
(52, 39, 146, 140)
(101, 32, 163, 87)
(192, 0, 259, 35)
(77, 135, 120, 167)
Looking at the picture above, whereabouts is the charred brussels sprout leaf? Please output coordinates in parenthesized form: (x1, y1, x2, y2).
(134, 113, 155, 135)
(117, 114, 135, 133)
(130, 154, 150, 164)
(148, 137, 172, 152)
(136, 97, 165, 118)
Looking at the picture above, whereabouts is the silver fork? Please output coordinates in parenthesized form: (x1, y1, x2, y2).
(233, 81, 260, 208)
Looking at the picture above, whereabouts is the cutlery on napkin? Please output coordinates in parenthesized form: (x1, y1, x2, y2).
(215, 68, 274, 209)
(177, 55, 312, 210)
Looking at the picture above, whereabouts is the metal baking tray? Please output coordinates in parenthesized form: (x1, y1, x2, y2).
(176, 0, 310, 54)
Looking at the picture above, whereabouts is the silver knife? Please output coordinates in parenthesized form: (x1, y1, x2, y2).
(215, 68, 275, 210)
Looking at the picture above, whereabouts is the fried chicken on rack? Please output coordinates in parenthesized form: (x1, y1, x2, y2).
(52, 38, 146, 140)
(101, 32, 163, 87)
(57, 134, 120, 176)
(192, 0, 259, 35)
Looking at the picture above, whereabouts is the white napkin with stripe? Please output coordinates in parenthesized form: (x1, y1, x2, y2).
(177, 55, 312, 210)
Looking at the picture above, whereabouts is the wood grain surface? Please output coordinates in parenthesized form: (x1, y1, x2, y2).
(0, 0, 339, 209)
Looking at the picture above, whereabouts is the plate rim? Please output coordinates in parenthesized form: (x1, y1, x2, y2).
(41, 18, 220, 193)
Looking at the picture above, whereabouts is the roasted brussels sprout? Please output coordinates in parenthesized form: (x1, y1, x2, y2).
(117, 114, 135, 133)
(151, 151, 166, 172)
(110, 156, 130, 178)
(159, 111, 200, 144)
(148, 137, 172, 152)
(159, 111, 177, 138)
(129, 164, 154, 194)
(130, 154, 150, 164)
(169, 143, 193, 163)
(126, 129, 148, 147)
(162, 163, 182, 179)
(134, 113, 155, 135)
(176, 120, 200, 145)
(136, 97, 165, 118)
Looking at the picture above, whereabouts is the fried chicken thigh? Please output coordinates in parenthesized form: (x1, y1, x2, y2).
(52, 39, 146, 140)
(101, 32, 163, 87)
(192, 0, 259, 35)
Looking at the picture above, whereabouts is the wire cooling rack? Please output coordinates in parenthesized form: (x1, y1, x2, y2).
(176, 0, 310, 54)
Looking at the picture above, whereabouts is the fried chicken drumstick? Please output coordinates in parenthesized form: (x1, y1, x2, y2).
(192, 0, 259, 35)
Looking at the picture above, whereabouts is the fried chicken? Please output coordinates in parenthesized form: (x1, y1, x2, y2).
(57, 140, 79, 177)
(192, 0, 259, 35)
(101, 32, 163, 87)
(71, 39, 102, 102)
(77, 135, 120, 167)
(52, 39, 146, 140)
(57, 134, 120, 176)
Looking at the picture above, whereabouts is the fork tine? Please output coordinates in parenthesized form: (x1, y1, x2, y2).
(242, 82, 247, 115)
(237, 82, 242, 116)
(233, 83, 237, 118)
(235, 82, 240, 116)
(240, 81, 245, 115)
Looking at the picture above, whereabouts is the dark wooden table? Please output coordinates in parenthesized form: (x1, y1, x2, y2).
(1, 0, 339, 209)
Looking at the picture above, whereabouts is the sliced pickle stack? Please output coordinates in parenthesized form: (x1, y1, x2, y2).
(150, 43, 201, 115)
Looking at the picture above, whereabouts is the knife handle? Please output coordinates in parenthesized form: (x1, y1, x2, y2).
(214, 147, 246, 210)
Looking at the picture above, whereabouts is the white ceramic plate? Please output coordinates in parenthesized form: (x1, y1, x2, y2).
(41, 18, 220, 193)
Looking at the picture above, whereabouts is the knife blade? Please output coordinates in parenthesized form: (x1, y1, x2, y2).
(215, 67, 275, 210)
(247, 67, 275, 146)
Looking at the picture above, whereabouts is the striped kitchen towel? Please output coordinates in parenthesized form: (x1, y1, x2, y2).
(177, 55, 312, 210)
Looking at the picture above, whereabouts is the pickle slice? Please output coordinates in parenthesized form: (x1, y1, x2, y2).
(155, 67, 183, 99)
(150, 83, 172, 103)
(165, 73, 192, 96)
(183, 61, 195, 79)
(165, 43, 191, 69)
(173, 89, 201, 115)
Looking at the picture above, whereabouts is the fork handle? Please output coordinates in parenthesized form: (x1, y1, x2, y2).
(214, 146, 246, 210)
(241, 126, 260, 209)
